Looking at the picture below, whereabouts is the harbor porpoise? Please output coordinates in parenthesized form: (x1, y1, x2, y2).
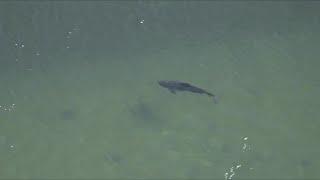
(158, 80, 218, 103)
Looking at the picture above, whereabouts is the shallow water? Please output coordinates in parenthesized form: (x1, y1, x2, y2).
(0, 2, 320, 179)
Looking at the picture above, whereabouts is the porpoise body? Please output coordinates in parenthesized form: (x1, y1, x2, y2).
(158, 80, 218, 103)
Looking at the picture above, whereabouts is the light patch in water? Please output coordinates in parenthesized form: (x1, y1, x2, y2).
(224, 136, 252, 179)
(0, 103, 16, 112)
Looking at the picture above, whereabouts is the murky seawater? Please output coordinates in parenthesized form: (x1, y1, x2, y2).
(0, 2, 319, 179)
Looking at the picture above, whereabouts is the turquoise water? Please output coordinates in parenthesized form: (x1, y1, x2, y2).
(1, 2, 319, 179)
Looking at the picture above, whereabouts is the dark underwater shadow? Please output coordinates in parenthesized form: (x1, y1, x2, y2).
(127, 97, 165, 131)
(59, 108, 77, 121)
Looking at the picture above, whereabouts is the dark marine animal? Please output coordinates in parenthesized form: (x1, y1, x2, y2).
(158, 80, 218, 103)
